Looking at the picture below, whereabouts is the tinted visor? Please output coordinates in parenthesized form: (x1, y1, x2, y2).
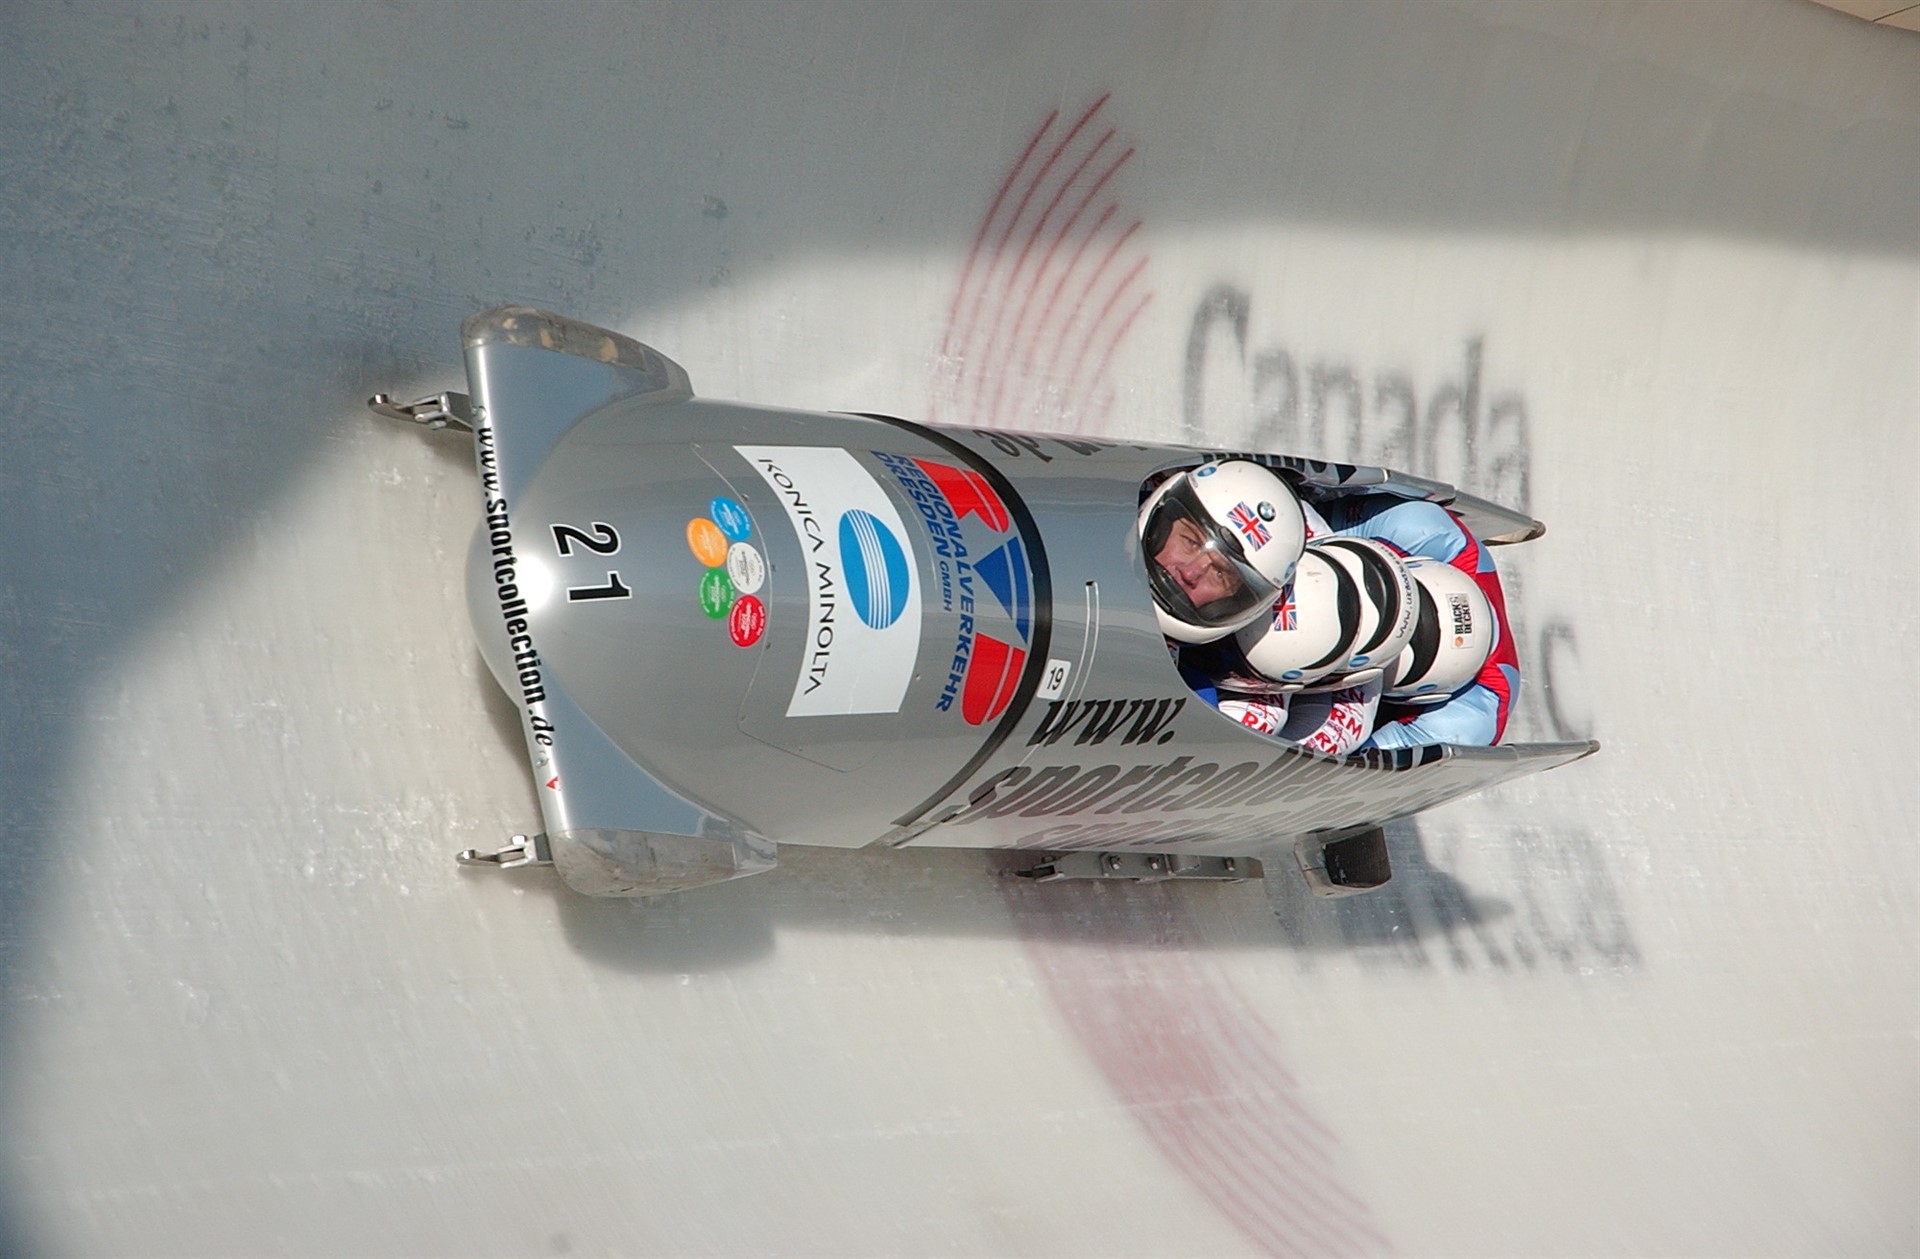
(1142, 476, 1283, 629)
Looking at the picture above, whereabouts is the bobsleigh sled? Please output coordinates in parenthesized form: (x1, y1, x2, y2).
(369, 307, 1595, 900)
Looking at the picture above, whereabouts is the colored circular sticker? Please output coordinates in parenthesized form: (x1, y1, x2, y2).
(710, 496, 752, 542)
(698, 567, 736, 618)
(726, 541, 765, 594)
(728, 594, 766, 647)
(687, 518, 729, 568)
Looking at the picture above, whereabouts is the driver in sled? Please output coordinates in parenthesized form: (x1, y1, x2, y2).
(1138, 460, 1517, 754)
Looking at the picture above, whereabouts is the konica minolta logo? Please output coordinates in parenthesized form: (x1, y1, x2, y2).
(840, 509, 911, 629)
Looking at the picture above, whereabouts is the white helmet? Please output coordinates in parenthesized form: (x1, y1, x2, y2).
(1234, 537, 1419, 690)
(1385, 558, 1497, 703)
(1138, 460, 1306, 644)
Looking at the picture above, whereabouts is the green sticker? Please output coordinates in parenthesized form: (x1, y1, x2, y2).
(699, 567, 736, 618)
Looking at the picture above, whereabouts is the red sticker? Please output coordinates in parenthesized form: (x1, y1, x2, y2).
(728, 594, 766, 647)
(961, 633, 1026, 725)
(915, 459, 1010, 531)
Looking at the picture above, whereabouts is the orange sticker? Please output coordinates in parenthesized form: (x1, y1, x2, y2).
(687, 518, 729, 567)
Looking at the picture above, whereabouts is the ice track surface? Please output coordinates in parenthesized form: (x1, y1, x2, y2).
(2, 2, 1915, 1255)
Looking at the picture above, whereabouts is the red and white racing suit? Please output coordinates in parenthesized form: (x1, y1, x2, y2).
(1218, 680, 1382, 756)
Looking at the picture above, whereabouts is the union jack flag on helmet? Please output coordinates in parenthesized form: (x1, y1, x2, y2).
(1228, 501, 1271, 549)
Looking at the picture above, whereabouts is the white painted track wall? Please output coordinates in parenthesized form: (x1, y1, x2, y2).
(2, 2, 1914, 1255)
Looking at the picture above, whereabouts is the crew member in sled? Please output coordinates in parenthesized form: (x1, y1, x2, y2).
(1222, 502, 1518, 751)
(1138, 459, 1308, 645)
(1138, 459, 1379, 754)
(1325, 494, 1518, 749)
(1140, 465, 1517, 751)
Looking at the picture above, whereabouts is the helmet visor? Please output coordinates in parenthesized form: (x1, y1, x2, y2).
(1141, 476, 1284, 629)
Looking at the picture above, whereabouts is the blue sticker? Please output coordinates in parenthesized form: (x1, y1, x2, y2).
(840, 510, 911, 630)
(710, 496, 752, 542)
(976, 537, 1032, 642)
(1194, 464, 1218, 477)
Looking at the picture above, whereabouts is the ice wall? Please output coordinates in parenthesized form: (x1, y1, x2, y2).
(2, 2, 1914, 1255)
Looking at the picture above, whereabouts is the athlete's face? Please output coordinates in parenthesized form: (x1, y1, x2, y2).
(1153, 516, 1244, 607)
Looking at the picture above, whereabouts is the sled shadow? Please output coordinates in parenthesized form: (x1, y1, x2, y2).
(536, 812, 1520, 976)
